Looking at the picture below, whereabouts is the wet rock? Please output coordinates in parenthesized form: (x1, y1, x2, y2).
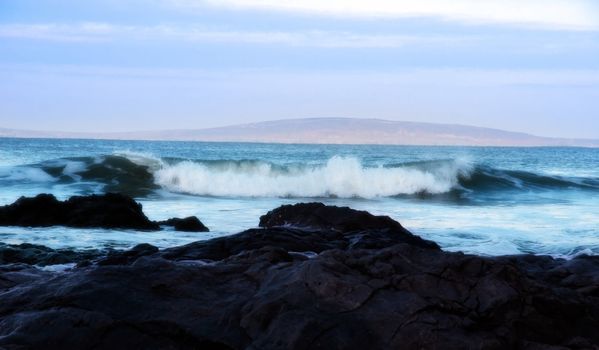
(0, 193, 159, 230)
(158, 216, 209, 232)
(259, 202, 439, 250)
(96, 243, 159, 266)
(0, 193, 209, 232)
(1, 236, 599, 349)
(161, 227, 342, 261)
(0, 264, 51, 289)
(0, 203, 598, 349)
(259, 202, 401, 232)
(0, 243, 101, 266)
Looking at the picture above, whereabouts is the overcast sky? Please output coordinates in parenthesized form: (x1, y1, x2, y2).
(1, 0, 599, 138)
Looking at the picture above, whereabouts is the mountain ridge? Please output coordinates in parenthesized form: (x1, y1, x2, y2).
(1, 118, 598, 147)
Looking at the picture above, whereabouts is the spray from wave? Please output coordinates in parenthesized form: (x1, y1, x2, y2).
(4, 152, 598, 199)
(154, 156, 473, 198)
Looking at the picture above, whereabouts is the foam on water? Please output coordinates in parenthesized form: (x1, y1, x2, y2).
(0, 166, 56, 182)
(1, 138, 598, 258)
(154, 156, 473, 198)
(4, 151, 597, 200)
(61, 161, 87, 179)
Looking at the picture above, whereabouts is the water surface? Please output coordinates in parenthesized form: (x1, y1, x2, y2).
(1, 138, 598, 258)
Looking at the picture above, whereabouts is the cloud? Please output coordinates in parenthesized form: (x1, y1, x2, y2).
(0, 23, 466, 48)
(3, 64, 598, 137)
(176, 0, 599, 31)
(0, 23, 118, 42)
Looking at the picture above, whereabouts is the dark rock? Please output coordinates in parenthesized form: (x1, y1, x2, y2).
(259, 202, 439, 250)
(0, 193, 63, 227)
(62, 193, 159, 230)
(158, 216, 209, 232)
(259, 202, 401, 232)
(160, 225, 433, 262)
(1, 234, 599, 349)
(0, 264, 52, 289)
(0, 193, 209, 232)
(0, 243, 101, 266)
(161, 227, 342, 261)
(96, 243, 159, 266)
(1, 203, 598, 349)
(0, 193, 159, 230)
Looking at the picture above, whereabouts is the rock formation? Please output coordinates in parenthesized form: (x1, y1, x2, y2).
(0, 200, 598, 349)
(0, 193, 208, 232)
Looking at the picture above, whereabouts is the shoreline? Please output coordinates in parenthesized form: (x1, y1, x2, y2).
(0, 195, 598, 349)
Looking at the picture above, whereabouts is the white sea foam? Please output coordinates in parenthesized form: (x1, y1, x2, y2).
(0, 167, 56, 182)
(62, 161, 87, 180)
(153, 156, 472, 198)
(38, 263, 76, 272)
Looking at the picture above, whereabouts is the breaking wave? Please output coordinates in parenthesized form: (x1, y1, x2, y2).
(153, 157, 471, 198)
(3, 153, 598, 199)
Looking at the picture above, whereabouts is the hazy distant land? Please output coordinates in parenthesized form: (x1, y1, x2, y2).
(1, 118, 598, 147)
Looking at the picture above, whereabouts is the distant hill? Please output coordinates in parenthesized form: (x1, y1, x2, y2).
(1, 118, 598, 147)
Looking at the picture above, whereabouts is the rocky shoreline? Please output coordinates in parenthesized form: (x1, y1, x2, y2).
(0, 195, 598, 349)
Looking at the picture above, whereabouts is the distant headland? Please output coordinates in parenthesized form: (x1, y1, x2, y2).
(2, 118, 598, 147)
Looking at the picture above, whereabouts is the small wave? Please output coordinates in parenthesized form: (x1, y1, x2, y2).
(460, 166, 599, 192)
(0, 167, 56, 182)
(36, 154, 159, 196)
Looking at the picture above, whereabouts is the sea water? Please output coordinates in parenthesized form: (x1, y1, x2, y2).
(1, 138, 598, 258)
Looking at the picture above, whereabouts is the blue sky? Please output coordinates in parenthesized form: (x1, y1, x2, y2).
(1, 0, 599, 138)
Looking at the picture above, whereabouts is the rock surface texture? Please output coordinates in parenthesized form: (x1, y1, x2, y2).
(0, 202, 598, 349)
(0, 193, 208, 232)
(0, 243, 101, 266)
(158, 216, 210, 232)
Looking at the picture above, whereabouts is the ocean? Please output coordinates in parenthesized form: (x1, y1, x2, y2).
(1, 137, 598, 258)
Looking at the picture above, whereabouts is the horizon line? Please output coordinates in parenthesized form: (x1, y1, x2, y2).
(2, 117, 598, 147)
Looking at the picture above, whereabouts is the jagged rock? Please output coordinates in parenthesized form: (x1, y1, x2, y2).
(0, 193, 159, 230)
(259, 202, 439, 250)
(0, 264, 52, 289)
(0, 203, 598, 349)
(158, 216, 209, 232)
(1, 236, 599, 349)
(0, 243, 101, 266)
(259, 202, 402, 232)
(0, 193, 209, 232)
(96, 243, 159, 266)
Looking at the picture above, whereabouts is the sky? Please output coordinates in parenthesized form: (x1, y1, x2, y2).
(1, 0, 599, 138)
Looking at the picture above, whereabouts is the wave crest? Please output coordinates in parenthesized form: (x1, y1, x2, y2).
(7, 153, 598, 199)
(154, 156, 472, 198)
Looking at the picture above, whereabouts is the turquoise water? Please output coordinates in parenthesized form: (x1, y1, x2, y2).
(1, 138, 598, 258)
